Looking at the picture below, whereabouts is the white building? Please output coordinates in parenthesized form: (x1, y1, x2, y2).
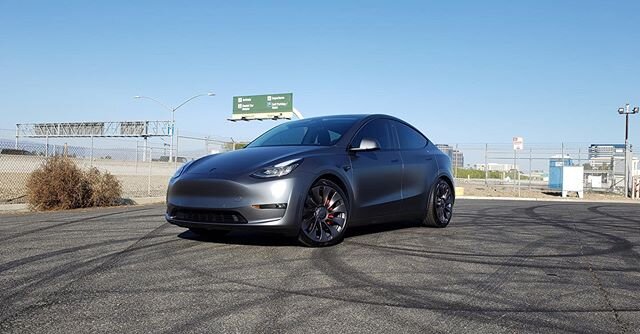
(472, 163, 518, 171)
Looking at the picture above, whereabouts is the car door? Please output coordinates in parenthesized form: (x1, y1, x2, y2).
(348, 118, 404, 221)
(392, 121, 439, 214)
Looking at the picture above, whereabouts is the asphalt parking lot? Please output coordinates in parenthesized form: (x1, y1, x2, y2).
(0, 199, 638, 333)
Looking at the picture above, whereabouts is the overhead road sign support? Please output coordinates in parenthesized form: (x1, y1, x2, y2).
(16, 121, 172, 138)
(15, 121, 173, 163)
(228, 93, 303, 121)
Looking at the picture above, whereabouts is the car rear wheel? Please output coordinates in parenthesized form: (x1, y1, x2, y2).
(298, 179, 349, 247)
(423, 178, 454, 227)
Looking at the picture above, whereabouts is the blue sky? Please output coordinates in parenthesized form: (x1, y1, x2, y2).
(1, 0, 639, 145)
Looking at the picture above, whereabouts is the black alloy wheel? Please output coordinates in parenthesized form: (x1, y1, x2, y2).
(424, 178, 454, 227)
(298, 179, 349, 247)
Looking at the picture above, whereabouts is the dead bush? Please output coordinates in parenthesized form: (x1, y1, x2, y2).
(26, 156, 122, 211)
(84, 167, 122, 207)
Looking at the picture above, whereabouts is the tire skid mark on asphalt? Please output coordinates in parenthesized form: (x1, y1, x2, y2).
(0, 237, 181, 328)
(158, 248, 640, 313)
(0, 206, 159, 242)
(426, 234, 560, 332)
(525, 204, 640, 267)
(525, 203, 633, 333)
(571, 222, 630, 334)
(414, 202, 598, 332)
(309, 244, 444, 332)
(0, 235, 156, 273)
(178, 251, 433, 333)
(0, 221, 175, 329)
(588, 205, 640, 227)
(0, 206, 161, 225)
(250, 247, 306, 333)
(159, 242, 290, 333)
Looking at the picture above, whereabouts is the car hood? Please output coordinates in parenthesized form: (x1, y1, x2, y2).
(184, 146, 323, 177)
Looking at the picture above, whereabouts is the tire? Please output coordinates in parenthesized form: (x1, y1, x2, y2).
(189, 228, 229, 239)
(423, 178, 454, 227)
(297, 179, 349, 247)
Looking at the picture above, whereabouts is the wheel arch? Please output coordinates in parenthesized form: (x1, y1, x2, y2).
(313, 173, 351, 205)
(431, 172, 455, 203)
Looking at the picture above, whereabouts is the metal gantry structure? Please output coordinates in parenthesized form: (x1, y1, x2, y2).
(15, 120, 172, 162)
(16, 121, 172, 138)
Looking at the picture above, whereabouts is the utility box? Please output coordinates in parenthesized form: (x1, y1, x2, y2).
(562, 166, 584, 198)
(549, 155, 573, 190)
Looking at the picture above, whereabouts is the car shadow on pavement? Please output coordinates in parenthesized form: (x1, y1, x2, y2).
(178, 230, 296, 247)
(177, 220, 422, 247)
(345, 220, 422, 238)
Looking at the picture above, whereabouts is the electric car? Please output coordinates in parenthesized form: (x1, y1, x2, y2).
(166, 114, 454, 246)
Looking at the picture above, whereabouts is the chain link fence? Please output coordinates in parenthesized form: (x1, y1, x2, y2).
(2, 127, 639, 203)
(0, 129, 243, 203)
(447, 142, 638, 197)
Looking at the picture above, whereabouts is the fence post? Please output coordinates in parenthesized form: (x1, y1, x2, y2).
(454, 143, 458, 179)
(90, 135, 94, 167)
(529, 148, 532, 190)
(513, 148, 516, 193)
(45, 136, 49, 157)
(174, 130, 179, 170)
(517, 149, 521, 197)
(484, 143, 488, 186)
(578, 148, 582, 166)
(143, 136, 148, 162)
(148, 147, 152, 197)
(135, 142, 138, 173)
(15, 127, 18, 150)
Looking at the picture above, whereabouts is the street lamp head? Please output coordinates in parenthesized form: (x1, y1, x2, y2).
(618, 107, 625, 114)
(133, 96, 142, 99)
(633, 107, 640, 114)
(207, 92, 216, 96)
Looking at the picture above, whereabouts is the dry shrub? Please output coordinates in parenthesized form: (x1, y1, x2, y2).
(26, 156, 122, 211)
(84, 167, 122, 207)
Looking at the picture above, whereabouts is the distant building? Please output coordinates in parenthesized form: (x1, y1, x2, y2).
(472, 163, 518, 172)
(436, 144, 464, 168)
(588, 144, 626, 168)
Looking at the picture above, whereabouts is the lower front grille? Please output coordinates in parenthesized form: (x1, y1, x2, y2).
(171, 208, 247, 224)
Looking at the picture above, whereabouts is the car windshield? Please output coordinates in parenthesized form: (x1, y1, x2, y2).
(246, 117, 358, 148)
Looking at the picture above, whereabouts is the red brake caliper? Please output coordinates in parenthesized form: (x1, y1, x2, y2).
(326, 213, 334, 225)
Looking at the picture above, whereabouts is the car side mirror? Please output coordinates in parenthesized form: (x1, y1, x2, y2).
(350, 137, 380, 152)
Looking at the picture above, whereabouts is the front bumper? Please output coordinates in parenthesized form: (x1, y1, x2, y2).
(165, 173, 310, 234)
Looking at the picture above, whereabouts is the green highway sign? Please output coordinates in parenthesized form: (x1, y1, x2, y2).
(233, 93, 293, 115)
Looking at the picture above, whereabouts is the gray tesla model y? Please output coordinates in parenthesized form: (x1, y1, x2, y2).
(166, 114, 454, 246)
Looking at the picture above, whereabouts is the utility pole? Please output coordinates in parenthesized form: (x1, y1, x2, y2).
(134, 92, 215, 163)
(617, 103, 639, 197)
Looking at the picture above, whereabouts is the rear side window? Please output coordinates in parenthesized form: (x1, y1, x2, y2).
(393, 121, 427, 150)
(351, 119, 396, 150)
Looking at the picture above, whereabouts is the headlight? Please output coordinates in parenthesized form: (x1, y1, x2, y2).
(251, 158, 302, 178)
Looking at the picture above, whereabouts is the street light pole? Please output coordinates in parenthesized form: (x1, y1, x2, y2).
(617, 103, 639, 197)
(134, 92, 215, 162)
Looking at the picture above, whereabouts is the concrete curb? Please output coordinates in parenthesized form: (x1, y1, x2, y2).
(459, 195, 639, 204)
(0, 197, 166, 213)
(0, 204, 28, 212)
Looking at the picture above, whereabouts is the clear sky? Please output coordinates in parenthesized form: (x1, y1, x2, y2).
(1, 0, 639, 145)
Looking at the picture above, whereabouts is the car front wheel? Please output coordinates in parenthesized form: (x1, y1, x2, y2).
(298, 179, 349, 247)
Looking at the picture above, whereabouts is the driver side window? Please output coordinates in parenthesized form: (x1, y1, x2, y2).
(351, 119, 395, 150)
